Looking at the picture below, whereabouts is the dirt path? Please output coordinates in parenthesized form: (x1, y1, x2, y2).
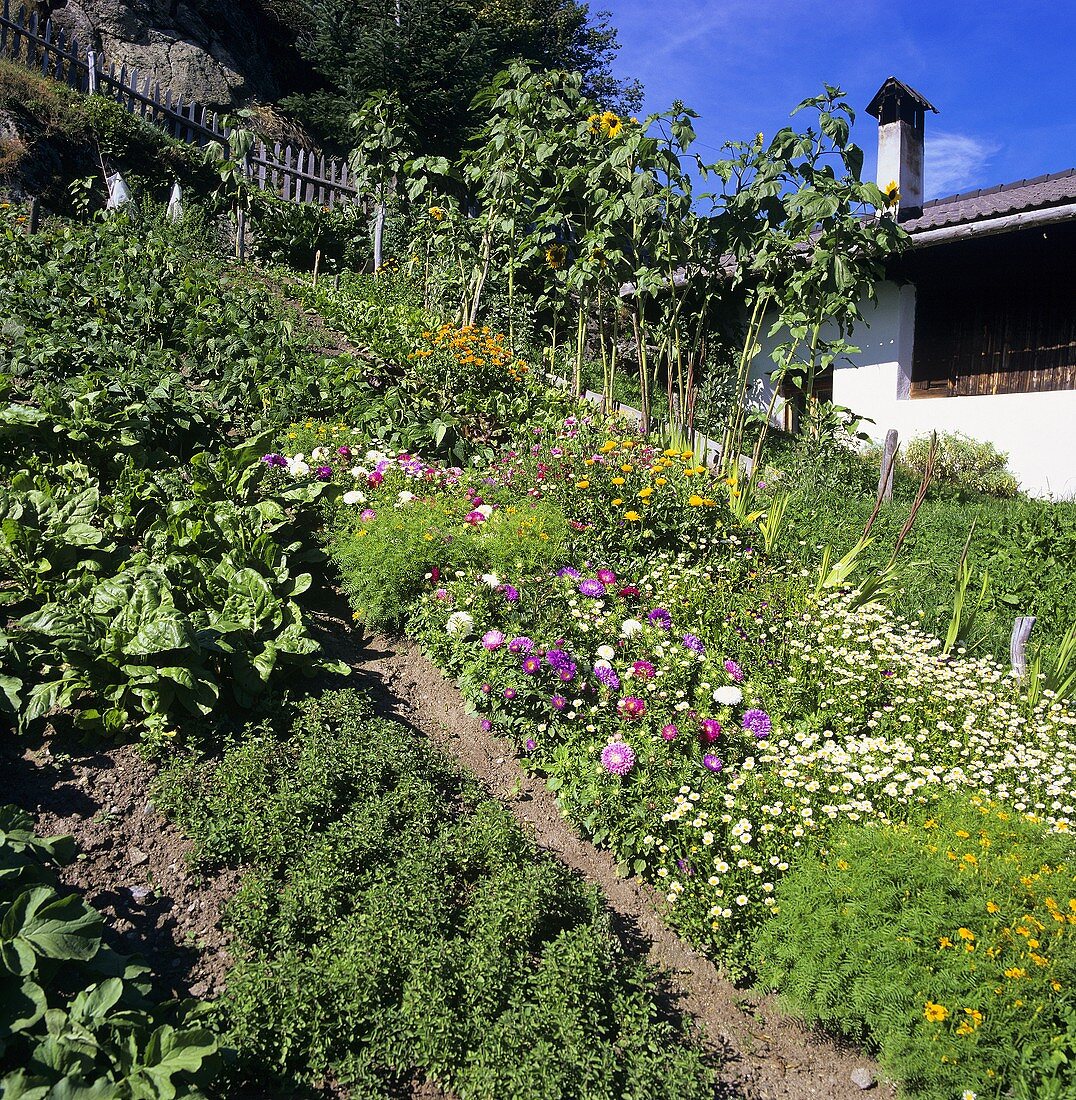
(336, 627, 891, 1100)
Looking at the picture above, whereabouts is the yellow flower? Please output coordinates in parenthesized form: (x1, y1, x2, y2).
(428, 205, 445, 221)
(836, 859, 850, 871)
(575, 479, 590, 489)
(1052, 979, 1063, 991)
(655, 477, 667, 485)
(923, 819, 939, 829)
(587, 112, 603, 135)
(955, 1022, 975, 1036)
(638, 487, 653, 499)
(624, 510, 641, 522)
(600, 110, 622, 138)
(612, 498, 623, 506)
(545, 244, 568, 270)
(620, 463, 634, 472)
(938, 936, 954, 948)
(884, 179, 901, 205)
(689, 495, 706, 507)
(986, 901, 1000, 914)
(962, 853, 978, 865)
(611, 477, 625, 486)
(924, 1001, 949, 1022)
(957, 928, 976, 941)
(1004, 967, 1026, 979)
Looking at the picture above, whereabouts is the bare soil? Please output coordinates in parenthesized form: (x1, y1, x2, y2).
(2, 730, 236, 1001)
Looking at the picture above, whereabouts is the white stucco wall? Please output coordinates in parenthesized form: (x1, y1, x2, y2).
(751, 280, 1076, 499)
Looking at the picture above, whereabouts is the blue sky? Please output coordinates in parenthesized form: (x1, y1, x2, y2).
(603, 0, 1076, 200)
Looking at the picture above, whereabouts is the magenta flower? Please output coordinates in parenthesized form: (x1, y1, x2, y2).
(261, 453, 287, 467)
(724, 659, 745, 682)
(556, 566, 581, 578)
(578, 578, 606, 598)
(551, 694, 567, 712)
(617, 696, 646, 721)
(433, 588, 449, 601)
(600, 741, 636, 776)
(464, 510, 485, 525)
(482, 630, 505, 651)
(480, 719, 493, 732)
(631, 660, 656, 680)
(367, 471, 383, 486)
(504, 688, 517, 701)
(699, 718, 722, 745)
(498, 584, 520, 602)
(524, 738, 536, 752)
(360, 508, 376, 521)
(315, 465, 333, 480)
(702, 754, 723, 773)
(661, 723, 679, 741)
(508, 636, 534, 654)
(743, 709, 772, 739)
(596, 568, 617, 585)
(521, 654, 542, 675)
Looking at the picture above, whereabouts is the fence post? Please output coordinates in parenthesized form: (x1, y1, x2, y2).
(27, 196, 39, 233)
(877, 429, 898, 503)
(1010, 616, 1035, 679)
(86, 48, 97, 93)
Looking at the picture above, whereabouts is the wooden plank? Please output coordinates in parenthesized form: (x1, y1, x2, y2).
(40, 16, 51, 75)
(26, 9, 37, 65)
(257, 141, 266, 190)
(282, 144, 294, 201)
(877, 429, 898, 504)
(317, 154, 326, 206)
(0, 0, 9, 56)
(1011, 616, 1036, 679)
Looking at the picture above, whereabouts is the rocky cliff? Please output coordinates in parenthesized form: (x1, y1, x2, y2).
(46, 0, 311, 108)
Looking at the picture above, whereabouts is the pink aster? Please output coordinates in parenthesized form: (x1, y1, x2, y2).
(481, 630, 505, 651)
(600, 741, 636, 776)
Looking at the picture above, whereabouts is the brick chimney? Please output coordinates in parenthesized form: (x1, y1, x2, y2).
(866, 77, 938, 217)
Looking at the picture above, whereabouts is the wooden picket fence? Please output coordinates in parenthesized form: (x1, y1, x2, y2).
(0, 0, 357, 207)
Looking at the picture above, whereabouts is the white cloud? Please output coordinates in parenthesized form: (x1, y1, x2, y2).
(925, 131, 1001, 198)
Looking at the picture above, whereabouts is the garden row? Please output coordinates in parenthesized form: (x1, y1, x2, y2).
(0, 208, 712, 1096)
(263, 369, 1076, 1099)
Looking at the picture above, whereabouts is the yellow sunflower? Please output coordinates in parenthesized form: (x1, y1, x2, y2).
(545, 244, 568, 270)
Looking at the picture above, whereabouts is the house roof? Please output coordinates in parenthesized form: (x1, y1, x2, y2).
(902, 168, 1076, 234)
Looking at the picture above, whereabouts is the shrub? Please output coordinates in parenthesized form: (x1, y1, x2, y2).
(156, 690, 715, 1099)
(755, 795, 1076, 1100)
(905, 431, 1020, 499)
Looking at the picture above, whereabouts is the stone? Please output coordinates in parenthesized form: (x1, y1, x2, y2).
(129, 847, 149, 867)
(125, 885, 153, 905)
(850, 1067, 876, 1090)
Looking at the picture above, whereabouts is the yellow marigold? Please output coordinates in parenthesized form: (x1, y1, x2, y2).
(924, 1001, 949, 1022)
(689, 495, 706, 507)
(611, 477, 625, 486)
(1004, 967, 1026, 979)
(612, 498, 623, 506)
(986, 901, 1000, 913)
(655, 477, 667, 485)
(923, 819, 939, 829)
(957, 928, 976, 941)
(638, 487, 653, 499)
(938, 936, 954, 948)
(1052, 979, 1063, 991)
(963, 853, 979, 865)
(624, 510, 641, 521)
(620, 463, 634, 472)
(575, 479, 589, 489)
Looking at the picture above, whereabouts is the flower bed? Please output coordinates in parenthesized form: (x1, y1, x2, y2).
(266, 416, 1076, 1096)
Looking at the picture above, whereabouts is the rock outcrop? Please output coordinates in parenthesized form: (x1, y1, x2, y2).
(46, 0, 309, 108)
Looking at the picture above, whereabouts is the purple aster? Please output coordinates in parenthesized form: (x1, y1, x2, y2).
(508, 637, 534, 654)
(743, 709, 772, 739)
(724, 659, 744, 683)
(315, 465, 334, 481)
(676, 858, 694, 876)
(594, 664, 621, 690)
(261, 453, 287, 467)
(481, 630, 505, 651)
(557, 665, 576, 682)
(498, 584, 520, 602)
(551, 694, 567, 712)
(521, 654, 543, 675)
(480, 719, 493, 732)
(648, 607, 672, 630)
(546, 649, 572, 672)
(360, 508, 376, 521)
(600, 741, 636, 776)
(703, 754, 723, 773)
(661, 723, 678, 741)
(682, 633, 706, 655)
(578, 578, 606, 598)
(504, 688, 517, 701)
(557, 566, 581, 578)
(524, 738, 536, 752)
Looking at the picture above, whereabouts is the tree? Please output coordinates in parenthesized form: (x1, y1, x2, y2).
(281, 0, 641, 155)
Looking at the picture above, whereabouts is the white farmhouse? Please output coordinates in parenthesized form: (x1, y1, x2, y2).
(755, 77, 1076, 497)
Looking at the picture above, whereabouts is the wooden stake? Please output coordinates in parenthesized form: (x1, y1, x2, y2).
(878, 428, 898, 503)
(312, 249, 321, 288)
